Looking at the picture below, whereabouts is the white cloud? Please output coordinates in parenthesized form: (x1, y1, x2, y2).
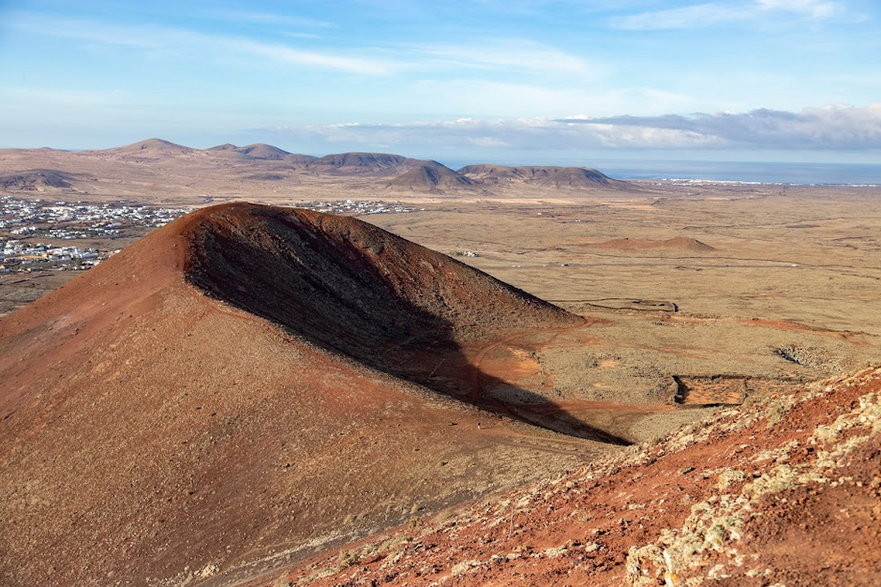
(610, 0, 846, 30)
(398, 79, 694, 120)
(756, 0, 842, 19)
(266, 116, 725, 152)
(234, 41, 394, 75)
(3, 12, 395, 75)
(611, 3, 746, 30)
(4, 12, 601, 78)
(202, 9, 334, 29)
(412, 40, 594, 75)
(258, 103, 881, 153)
(558, 103, 881, 149)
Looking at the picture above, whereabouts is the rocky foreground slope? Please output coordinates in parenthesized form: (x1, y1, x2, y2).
(268, 365, 881, 586)
(0, 203, 603, 586)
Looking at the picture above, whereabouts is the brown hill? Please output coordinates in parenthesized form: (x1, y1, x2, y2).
(207, 143, 316, 163)
(185, 204, 576, 366)
(385, 164, 476, 193)
(0, 203, 594, 586)
(0, 168, 76, 190)
(271, 365, 881, 586)
(515, 166, 620, 188)
(305, 153, 459, 184)
(459, 164, 630, 189)
(234, 143, 292, 160)
(596, 236, 717, 252)
(312, 152, 411, 169)
(101, 137, 195, 158)
(457, 163, 525, 182)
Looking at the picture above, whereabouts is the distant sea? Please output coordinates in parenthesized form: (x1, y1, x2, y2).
(592, 160, 881, 186)
(445, 159, 881, 186)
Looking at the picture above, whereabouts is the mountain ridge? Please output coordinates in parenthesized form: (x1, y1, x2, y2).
(459, 163, 630, 189)
(0, 139, 634, 198)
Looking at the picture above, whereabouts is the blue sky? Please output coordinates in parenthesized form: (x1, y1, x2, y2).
(1, 0, 879, 164)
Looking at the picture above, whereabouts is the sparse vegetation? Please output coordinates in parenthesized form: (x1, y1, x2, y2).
(336, 550, 360, 571)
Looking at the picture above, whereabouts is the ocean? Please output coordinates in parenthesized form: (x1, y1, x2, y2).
(589, 160, 881, 186)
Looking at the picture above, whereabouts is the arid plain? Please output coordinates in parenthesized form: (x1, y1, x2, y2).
(1, 140, 880, 585)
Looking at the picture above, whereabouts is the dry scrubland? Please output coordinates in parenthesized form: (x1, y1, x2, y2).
(1, 140, 880, 585)
(368, 185, 881, 442)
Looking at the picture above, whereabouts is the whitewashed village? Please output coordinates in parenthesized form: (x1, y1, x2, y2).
(0, 196, 418, 273)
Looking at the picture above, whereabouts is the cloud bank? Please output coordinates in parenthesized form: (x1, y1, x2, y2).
(558, 104, 881, 149)
(610, 0, 847, 30)
(4, 12, 593, 78)
(262, 104, 881, 153)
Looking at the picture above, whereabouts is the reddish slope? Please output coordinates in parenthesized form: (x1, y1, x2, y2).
(270, 365, 881, 586)
(0, 203, 593, 586)
(184, 204, 576, 365)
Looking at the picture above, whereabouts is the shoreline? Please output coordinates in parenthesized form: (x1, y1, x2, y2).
(630, 178, 881, 188)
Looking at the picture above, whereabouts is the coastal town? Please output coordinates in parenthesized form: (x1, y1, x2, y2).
(0, 196, 419, 274)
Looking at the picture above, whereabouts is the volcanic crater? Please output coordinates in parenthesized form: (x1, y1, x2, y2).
(0, 203, 626, 586)
(180, 204, 629, 443)
(4, 201, 875, 586)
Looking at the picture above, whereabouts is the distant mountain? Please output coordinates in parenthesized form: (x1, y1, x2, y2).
(283, 153, 320, 164)
(312, 152, 413, 169)
(101, 138, 195, 157)
(595, 237, 717, 252)
(232, 143, 291, 160)
(457, 164, 524, 181)
(0, 139, 635, 198)
(386, 164, 476, 192)
(459, 164, 629, 189)
(103, 140, 292, 160)
(0, 169, 77, 191)
(207, 143, 316, 162)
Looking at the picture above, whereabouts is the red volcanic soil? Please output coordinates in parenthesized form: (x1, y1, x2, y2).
(267, 366, 881, 587)
(0, 203, 599, 586)
(183, 204, 578, 367)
